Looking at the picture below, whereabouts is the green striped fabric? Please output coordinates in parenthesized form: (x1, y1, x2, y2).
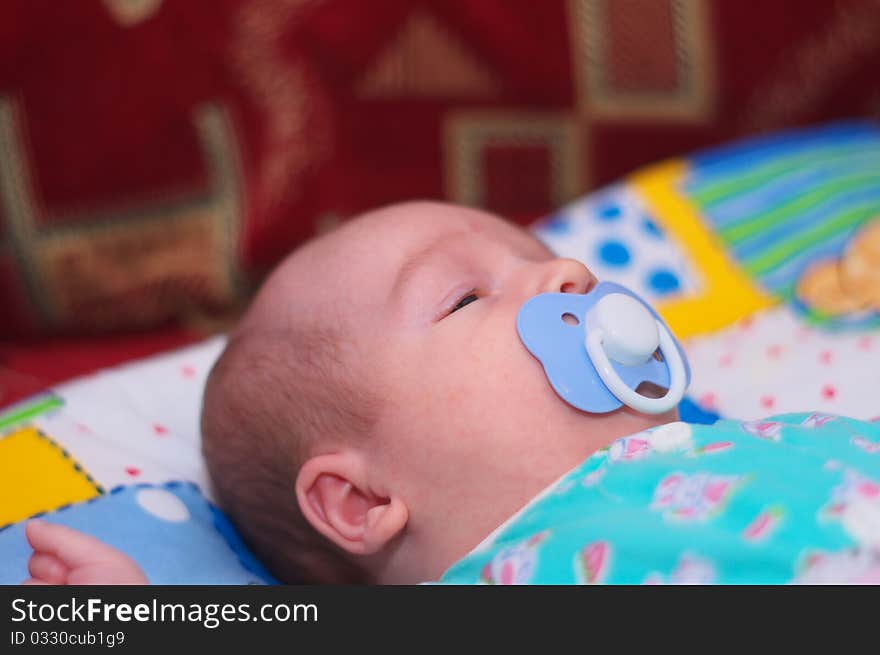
(685, 126, 880, 304)
(0, 394, 63, 432)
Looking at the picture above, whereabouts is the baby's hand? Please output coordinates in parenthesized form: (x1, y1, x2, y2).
(23, 519, 149, 585)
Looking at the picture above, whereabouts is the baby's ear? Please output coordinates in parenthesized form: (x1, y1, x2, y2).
(296, 453, 408, 556)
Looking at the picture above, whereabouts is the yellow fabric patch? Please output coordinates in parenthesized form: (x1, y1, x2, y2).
(630, 160, 777, 338)
(0, 427, 103, 528)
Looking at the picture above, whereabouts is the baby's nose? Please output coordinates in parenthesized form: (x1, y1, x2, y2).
(538, 258, 597, 295)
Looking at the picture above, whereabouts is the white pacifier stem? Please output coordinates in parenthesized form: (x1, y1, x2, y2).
(584, 293, 687, 414)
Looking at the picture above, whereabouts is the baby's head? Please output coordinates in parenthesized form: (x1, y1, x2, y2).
(201, 201, 677, 584)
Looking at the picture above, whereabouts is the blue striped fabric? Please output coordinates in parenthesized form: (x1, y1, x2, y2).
(682, 122, 880, 324)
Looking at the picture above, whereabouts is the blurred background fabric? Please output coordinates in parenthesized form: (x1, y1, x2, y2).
(1, 0, 880, 401)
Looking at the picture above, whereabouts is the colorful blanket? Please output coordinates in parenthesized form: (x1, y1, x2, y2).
(536, 120, 880, 337)
(2, 122, 879, 584)
(438, 414, 880, 584)
(0, 337, 276, 584)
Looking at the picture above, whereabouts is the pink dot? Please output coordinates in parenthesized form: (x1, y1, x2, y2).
(74, 422, 92, 434)
(125, 466, 141, 477)
(702, 441, 733, 453)
(818, 350, 833, 365)
(821, 385, 837, 400)
(500, 561, 515, 585)
(699, 392, 717, 409)
(760, 395, 776, 409)
(153, 424, 168, 437)
(857, 481, 880, 498)
(718, 353, 734, 367)
(181, 365, 196, 378)
(858, 336, 873, 351)
(740, 317, 754, 331)
(796, 326, 812, 341)
(766, 344, 782, 359)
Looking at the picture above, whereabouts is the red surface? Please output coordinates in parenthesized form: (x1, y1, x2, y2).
(1, 0, 879, 400)
(3, 0, 879, 338)
(0, 326, 200, 408)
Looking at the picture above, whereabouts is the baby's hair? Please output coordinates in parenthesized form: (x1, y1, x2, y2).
(201, 317, 379, 584)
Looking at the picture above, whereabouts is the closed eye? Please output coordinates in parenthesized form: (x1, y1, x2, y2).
(446, 291, 479, 316)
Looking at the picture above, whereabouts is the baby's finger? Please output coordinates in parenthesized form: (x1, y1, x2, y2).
(22, 579, 49, 585)
(25, 520, 120, 568)
(67, 562, 149, 586)
(28, 552, 68, 585)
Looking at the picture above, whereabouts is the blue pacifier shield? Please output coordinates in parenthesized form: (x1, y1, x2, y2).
(516, 281, 690, 413)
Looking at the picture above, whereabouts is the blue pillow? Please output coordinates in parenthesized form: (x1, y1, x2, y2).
(0, 481, 277, 585)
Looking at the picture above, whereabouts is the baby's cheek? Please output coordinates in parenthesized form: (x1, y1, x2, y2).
(482, 362, 559, 427)
(409, 318, 557, 426)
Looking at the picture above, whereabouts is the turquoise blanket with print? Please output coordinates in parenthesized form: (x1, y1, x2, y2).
(438, 413, 880, 584)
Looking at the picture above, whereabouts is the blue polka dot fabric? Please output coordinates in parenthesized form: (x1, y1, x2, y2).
(597, 240, 631, 267)
(533, 184, 698, 303)
(0, 482, 277, 585)
(596, 202, 623, 221)
(648, 269, 681, 294)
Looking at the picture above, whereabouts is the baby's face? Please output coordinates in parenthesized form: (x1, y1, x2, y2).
(267, 202, 676, 578)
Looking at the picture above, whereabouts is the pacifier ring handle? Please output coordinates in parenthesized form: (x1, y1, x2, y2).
(585, 320, 687, 414)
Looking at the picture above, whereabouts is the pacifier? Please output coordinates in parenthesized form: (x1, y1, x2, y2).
(517, 281, 690, 414)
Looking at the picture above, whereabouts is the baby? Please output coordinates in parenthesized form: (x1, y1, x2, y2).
(22, 202, 880, 585)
